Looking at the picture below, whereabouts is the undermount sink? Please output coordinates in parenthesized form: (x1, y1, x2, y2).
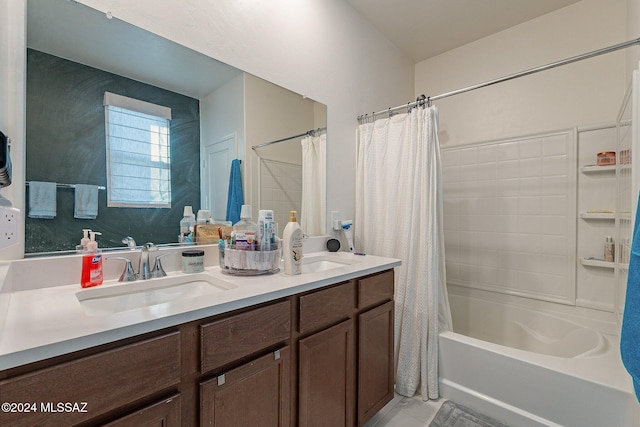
(76, 273, 237, 316)
(302, 255, 358, 273)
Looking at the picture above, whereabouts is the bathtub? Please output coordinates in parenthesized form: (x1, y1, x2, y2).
(439, 290, 640, 427)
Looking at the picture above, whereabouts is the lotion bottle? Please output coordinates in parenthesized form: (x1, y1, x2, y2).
(283, 210, 303, 275)
(81, 231, 103, 288)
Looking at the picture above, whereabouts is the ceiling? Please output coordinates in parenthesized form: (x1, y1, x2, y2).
(346, 0, 582, 63)
(27, 0, 241, 99)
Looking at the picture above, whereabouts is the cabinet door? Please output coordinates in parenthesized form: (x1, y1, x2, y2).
(103, 394, 180, 427)
(298, 319, 355, 427)
(358, 300, 394, 426)
(200, 347, 290, 427)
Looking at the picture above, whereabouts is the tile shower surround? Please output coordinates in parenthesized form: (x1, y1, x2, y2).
(442, 131, 576, 304)
(259, 158, 303, 232)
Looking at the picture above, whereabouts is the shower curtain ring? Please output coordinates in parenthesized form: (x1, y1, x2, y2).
(427, 97, 432, 107)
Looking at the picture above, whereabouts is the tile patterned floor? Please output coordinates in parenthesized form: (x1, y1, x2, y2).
(364, 394, 445, 427)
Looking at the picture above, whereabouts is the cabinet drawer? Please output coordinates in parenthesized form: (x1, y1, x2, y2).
(0, 332, 181, 427)
(298, 281, 355, 334)
(103, 394, 181, 427)
(358, 270, 394, 309)
(201, 300, 290, 373)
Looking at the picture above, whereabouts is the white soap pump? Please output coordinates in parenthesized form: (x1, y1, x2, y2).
(78, 228, 92, 253)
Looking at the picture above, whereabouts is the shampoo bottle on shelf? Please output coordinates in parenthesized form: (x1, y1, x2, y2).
(283, 210, 303, 275)
(81, 231, 103, 288)
(604, 236, 615, 263)
(233, 205, 258, 250)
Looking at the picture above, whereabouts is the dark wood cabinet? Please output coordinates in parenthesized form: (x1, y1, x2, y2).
(0, 269, 394, 427)
(358, 300, 394, 426)
(298, 319, 356, 427)
(103, 394, 181, 427)
(0, 332, 181, 427)
(200, 347, 291, 427)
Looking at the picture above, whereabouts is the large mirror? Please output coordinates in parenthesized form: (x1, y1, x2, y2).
(25, 0, 327, 255)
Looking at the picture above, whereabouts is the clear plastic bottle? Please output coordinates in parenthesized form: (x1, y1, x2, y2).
(258, 209, 277, 251)
(180, 206, 196, 243)
(233, 205, 258, 250)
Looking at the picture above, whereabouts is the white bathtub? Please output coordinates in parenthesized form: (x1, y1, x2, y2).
(439, 291, 640, 427)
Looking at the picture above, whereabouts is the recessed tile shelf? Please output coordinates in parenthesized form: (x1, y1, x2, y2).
(580, 258, 614, 269)
(581, 165, 616, 173)
(580, 212, 615, 220)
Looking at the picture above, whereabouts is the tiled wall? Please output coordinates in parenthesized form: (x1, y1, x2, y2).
(259, 159, 302, 236)
(442, 130, 577, 304)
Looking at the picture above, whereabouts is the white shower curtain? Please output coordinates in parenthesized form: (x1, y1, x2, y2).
(355, 106, 452, 400)
(301, 133, 326, 235)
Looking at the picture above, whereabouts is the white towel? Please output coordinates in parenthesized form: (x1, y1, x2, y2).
(74, 184, 99, 219)
(28, 181, 57, 219)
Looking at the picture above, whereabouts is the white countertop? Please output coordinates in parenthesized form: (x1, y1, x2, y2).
(0, 251, 400, 371)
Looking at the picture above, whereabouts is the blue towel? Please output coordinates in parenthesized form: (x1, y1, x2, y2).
(74, 184, 99, 219)
(622, 194, 640, 401)
(28, 181, 57, 219)
(226, 159, 244, 225)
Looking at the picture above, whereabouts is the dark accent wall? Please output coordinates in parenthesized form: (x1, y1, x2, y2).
(26, 49, 200, 253)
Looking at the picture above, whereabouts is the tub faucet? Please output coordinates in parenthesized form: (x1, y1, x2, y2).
(139, 242, 158, 280)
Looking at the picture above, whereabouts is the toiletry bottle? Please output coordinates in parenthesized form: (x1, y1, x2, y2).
(604, 236, 615, 262)
(233, 205, 258, 250)
(180, 206, 196, 243)
(283, 210, 303, 275)
(258, 209, 277, 251)
(81, 231, 103, 288)
(77, 228, 91, 253)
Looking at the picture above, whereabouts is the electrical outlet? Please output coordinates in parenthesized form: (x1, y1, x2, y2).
(331, 211, 341, 231)
(0, 206, 20, 248)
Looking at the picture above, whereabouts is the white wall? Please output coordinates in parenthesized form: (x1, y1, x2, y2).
(0, 0, 413, 259)
(70, 0, 415, 237)
(417, 0, 630, 317)
(415, 0, 628, 147)
(0, 1, 26, 259)
(627, 0, 640, 77)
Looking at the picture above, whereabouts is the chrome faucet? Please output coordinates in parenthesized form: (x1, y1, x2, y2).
(122, 236, 137, 250)
(139, 242, 158, 280)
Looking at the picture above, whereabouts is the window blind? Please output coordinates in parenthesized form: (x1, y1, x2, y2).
(104, 92, 172, 208)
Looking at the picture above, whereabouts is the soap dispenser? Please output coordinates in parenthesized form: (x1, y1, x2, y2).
(81, 231, 103, 288)
(77, 228, 91, 253)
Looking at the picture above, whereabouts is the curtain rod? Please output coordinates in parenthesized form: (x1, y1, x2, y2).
(358, 37, 640, 122)
(251, 127, 327, 150)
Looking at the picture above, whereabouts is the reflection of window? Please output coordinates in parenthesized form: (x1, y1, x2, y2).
(104, 92, 171, 208)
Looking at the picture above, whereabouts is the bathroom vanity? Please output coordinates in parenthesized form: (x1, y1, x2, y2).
(0, 250, 399, 426)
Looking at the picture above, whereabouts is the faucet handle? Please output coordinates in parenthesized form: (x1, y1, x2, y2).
(143, 242, 158, 252)
(121, 236, 137, 250)
(108, 257, 138, 282)
(151, 253, 169, 278)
